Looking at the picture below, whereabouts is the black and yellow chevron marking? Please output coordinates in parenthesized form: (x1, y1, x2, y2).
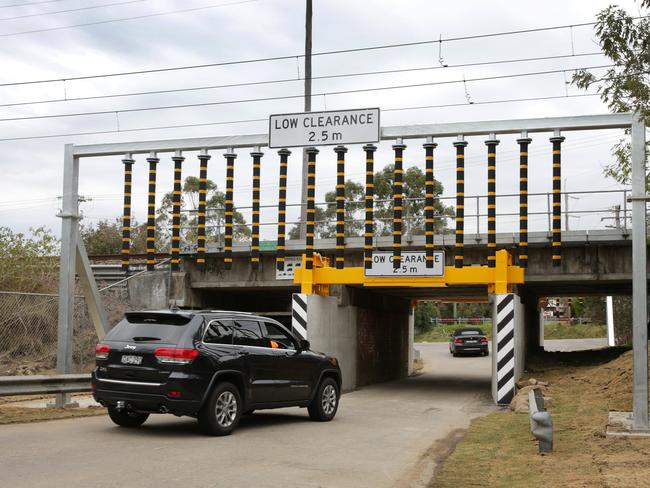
(334, 145, 347, 269)
(121, 156, 134, 272)
(251, 150, 263, 270)
(146, 155, 159, 271)
(453, 139, 468, 268)
(223, 152, 236, 270)
(276, 149, 290, 271)
(171, 154, 184, 272)
(392, 142, 406, 270)
(305, 147, 319, 270)
(485, 138, 500, 268)
(196, 152, 211, 270)
(517, 136, 532, 268)
(550, 135, 565, 267)
(363, 144, 377, 270)
(423, 141, 437, 268)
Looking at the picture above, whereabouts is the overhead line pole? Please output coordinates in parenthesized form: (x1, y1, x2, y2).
(299, 0, 313, 240)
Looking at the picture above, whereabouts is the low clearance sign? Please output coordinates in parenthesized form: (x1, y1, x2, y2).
(269, 108, 380, 148)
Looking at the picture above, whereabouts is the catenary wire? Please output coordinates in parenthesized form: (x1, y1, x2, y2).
(0, 0, 147, 21)
(0, 64, 614, 123)
(0, 51, 605, 109)
(1, 17, 647, 86)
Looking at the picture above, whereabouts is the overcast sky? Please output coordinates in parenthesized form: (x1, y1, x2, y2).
(0, 0, 643, 241)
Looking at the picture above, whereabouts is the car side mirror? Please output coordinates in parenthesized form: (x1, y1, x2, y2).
(298, 339, 310, 351)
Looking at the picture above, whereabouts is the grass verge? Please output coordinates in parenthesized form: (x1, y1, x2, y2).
(432, 346, 650, 488)
(544, 322, 607, 340)
(0, 394, 105, 425)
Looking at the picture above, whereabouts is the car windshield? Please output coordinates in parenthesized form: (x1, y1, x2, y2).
(457, 329, 483, 336)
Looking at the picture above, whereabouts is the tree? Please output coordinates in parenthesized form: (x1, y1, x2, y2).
(287, 164, 453, 239)
(80, 218, 148, 256)
(158, 176, 250, 248)
(373, 164, 454, 236)
(0, 227, 59, 293)
(572, 1, 650, 188)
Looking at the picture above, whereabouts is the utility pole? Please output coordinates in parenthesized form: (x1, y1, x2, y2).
(299, 0, 313, 239)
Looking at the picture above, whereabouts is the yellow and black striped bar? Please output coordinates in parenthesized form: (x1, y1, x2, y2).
(485, 135, 500, 268)
(196, 150, 211, 270)
(121, 154, 134, 273)
(453, 137, 468, 268)
(550, 133, 565, 267)
(145, 153, 159, 271)
(223, 150, 236, 270)
(251, 148, 263, 270)
(305, 147, 319, 270)
(392, 140, 406, 270)
(170, 151, 184, 272)
(423, 138, 437, 268)
(517, 134, 532, 268)
(276, 149, 290, 271)
(363, 144, 377, 270)
(334, 145, 347, 269)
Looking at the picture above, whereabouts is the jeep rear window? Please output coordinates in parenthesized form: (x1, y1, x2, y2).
(125, 313, 192, 326)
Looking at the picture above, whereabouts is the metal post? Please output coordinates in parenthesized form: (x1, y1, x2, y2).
(392, 139, 406, 269)
(250, 147, 263, 270)
(550, 131, 564, 267)
(171, 150, 184, 272)
(334, 145, 347, 269)
(223, 149, 236, 269)
(276, 149, 290, 271)
(486, 133, 500, 267)
(423, 138, 437, 267)
(454, 135, 468, 268)
(146, 152, 160, 271)
(299, 0, 313, 240)
(121, 153, 134, 273)
(196, 149, 210, 270)
(606, 296, 615, 347)
(305, 147, 318, 270)
(631, 115, 648, 431)
(55, 144, 79, 408)
(517, 132, 532, 268)
(363, 144, 377, 269)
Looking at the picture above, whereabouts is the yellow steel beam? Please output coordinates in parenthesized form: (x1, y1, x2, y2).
(294, 249, 524, 296)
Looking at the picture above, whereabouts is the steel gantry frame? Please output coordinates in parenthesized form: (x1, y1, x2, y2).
(58, 113, 647, 424)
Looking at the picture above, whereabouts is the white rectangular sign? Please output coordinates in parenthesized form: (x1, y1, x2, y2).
(365, 251, 445, 277)
(269, 108, 380, 148)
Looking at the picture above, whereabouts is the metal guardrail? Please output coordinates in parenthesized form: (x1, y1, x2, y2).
(529, 388, 553, 453)
(0, 374, 91, 397)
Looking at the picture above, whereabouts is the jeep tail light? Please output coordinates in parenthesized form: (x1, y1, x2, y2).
(154, 348, 199, 364)
(95, 344, 110, 360)
(480, 337, 488, 343)
(453, 338, 463, 344)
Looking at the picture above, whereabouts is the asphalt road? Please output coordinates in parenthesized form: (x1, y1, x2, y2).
(0, 343, 494, 488)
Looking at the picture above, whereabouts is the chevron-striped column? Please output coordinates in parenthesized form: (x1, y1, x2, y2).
(493, 293, 516, 405)
(291, 293, 308, 339)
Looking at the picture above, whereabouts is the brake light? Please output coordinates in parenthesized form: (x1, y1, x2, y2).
(154, 348, 199, 364)
(168, 390, 182, 398)
(480, 337, 488, 343)
(453, 338, 463, 344)
(95, 344, 110, 360)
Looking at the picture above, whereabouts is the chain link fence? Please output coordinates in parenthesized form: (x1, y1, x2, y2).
(0, 287, 136, 375)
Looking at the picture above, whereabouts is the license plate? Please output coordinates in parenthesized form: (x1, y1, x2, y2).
(466, 340, 477, 344)
(121, 355, 142, 365)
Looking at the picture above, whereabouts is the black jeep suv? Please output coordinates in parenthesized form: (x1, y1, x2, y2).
(92, 309, 342, 436)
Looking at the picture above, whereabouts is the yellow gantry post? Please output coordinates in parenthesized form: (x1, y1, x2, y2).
(196, 150, 210, 271)
(550, 132, 564, 267)
(486, 134, 499, 267)
(121, 154, 134, 273)
(276, 148, 290, 271)
(423, 138, 437, 268)
(334, 145, 347, 269)
(294, 249, 524, 296)
(146, 152, 159, 271)
(453, 137, 468, 268)
(223, 151, 236, 270)
(250, 148, 263, 270)
(517, 134, 532, 268)
(170, 151, 184, 272)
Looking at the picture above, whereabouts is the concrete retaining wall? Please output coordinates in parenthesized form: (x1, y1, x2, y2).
(127, 270, 169, 310)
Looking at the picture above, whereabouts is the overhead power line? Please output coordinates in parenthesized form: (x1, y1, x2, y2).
(0, 51, 604, 109)
(0, 64, 614, 123)
(0, 0, 65, 9)
(0, 92, 600, 143)
(0, 0, 146, 21)
(3, 17, 648, 87)
(0, 0, 262, 37)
